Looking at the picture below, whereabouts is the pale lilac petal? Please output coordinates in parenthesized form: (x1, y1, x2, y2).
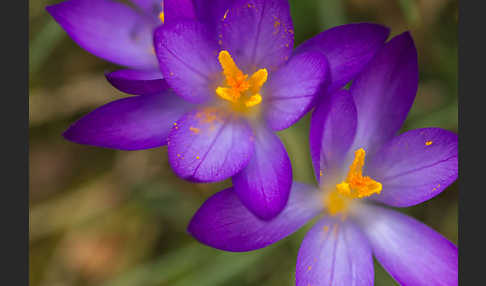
(167, 108, 254, 182)
(366, 128, 458, 207)
(47, 0, 158, 69)
(219, 0, 294, 72)
(296, 217, 374, 286)
(131, 0, 161, 16)
(64, 91, 192, 150)
(188, 182, 322, 252)
(233, 127, 292, 220)
(351, 32, 418, 153)
(264, 51, 329, 131)
(295, 23, 390, 92)
(310, 90, 357, 183)
(355, 205, 458, 286)
(105, 69, 168, 95)
(154, 20, 220, 103)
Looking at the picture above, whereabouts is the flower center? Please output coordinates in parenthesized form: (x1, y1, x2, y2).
(216, 50, 268, 109)
(324, 148, 382, 215)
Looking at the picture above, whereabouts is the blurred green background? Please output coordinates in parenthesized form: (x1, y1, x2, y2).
(29, 0, 458, 285)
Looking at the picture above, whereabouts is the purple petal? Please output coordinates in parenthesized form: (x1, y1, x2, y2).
(351, 32, 418, 153)
(163, 0, 197, 23)
(355, 205, 458, 286)
(366, 128, 458, 207)
(193, 0, 237, 33)
(154, 20, 220, 103)
(296, 217, 374, 286)
(219, 0, 294, 71)
(46, 0, 158, 70)
(131, 0, 161, 16)
(188, 182, 322, 252)
(264, 51, 329, 131)
(295, 23, 390, 92)
(105, 69, 169, 95)
(310, 90, 357, 183)
(233, 127, 292, 220)
(64, 91, 193, 150)
(167, 108, 254, 182)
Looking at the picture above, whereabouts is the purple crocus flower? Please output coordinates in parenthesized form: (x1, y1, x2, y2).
(47, 0, 196, 95)
(188, 32, 458, 285)
(50, 0, 391, 220)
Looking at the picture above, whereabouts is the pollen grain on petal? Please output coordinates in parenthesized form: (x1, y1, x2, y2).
(425, 140, 433, 146)
(273, 20, 281, 34)
(189, 127, 200, 134)
(431, 184, 441, 192)
(149, 46, 156, 55)
(195, 108, 226, 125)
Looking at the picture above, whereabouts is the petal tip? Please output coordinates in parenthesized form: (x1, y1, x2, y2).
(45, 4, 54, 14)
(45, 0, 73, 22)
(45, 3, 63, 21)
(391, 30, 417, 51)
(62, 123, 79, 143)
(374, 22, 391, 37)
(104, 71, 115, 83)
(233, 178, 291, 221)
(248, 199, 288, 221)
(61, 122, 92, 146)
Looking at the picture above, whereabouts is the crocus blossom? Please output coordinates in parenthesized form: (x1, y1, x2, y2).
(51, 0, 390, 220)
(46, 0, 188, 95)
(188, 32, 458, 285)
(153, 0, 390, 220)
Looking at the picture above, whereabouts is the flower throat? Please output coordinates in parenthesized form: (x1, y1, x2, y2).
(325, 148, 382, 215)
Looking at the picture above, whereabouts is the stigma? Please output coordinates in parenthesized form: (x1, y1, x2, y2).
(216, 50, 268, 108)
(325, 148, 382, 215)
